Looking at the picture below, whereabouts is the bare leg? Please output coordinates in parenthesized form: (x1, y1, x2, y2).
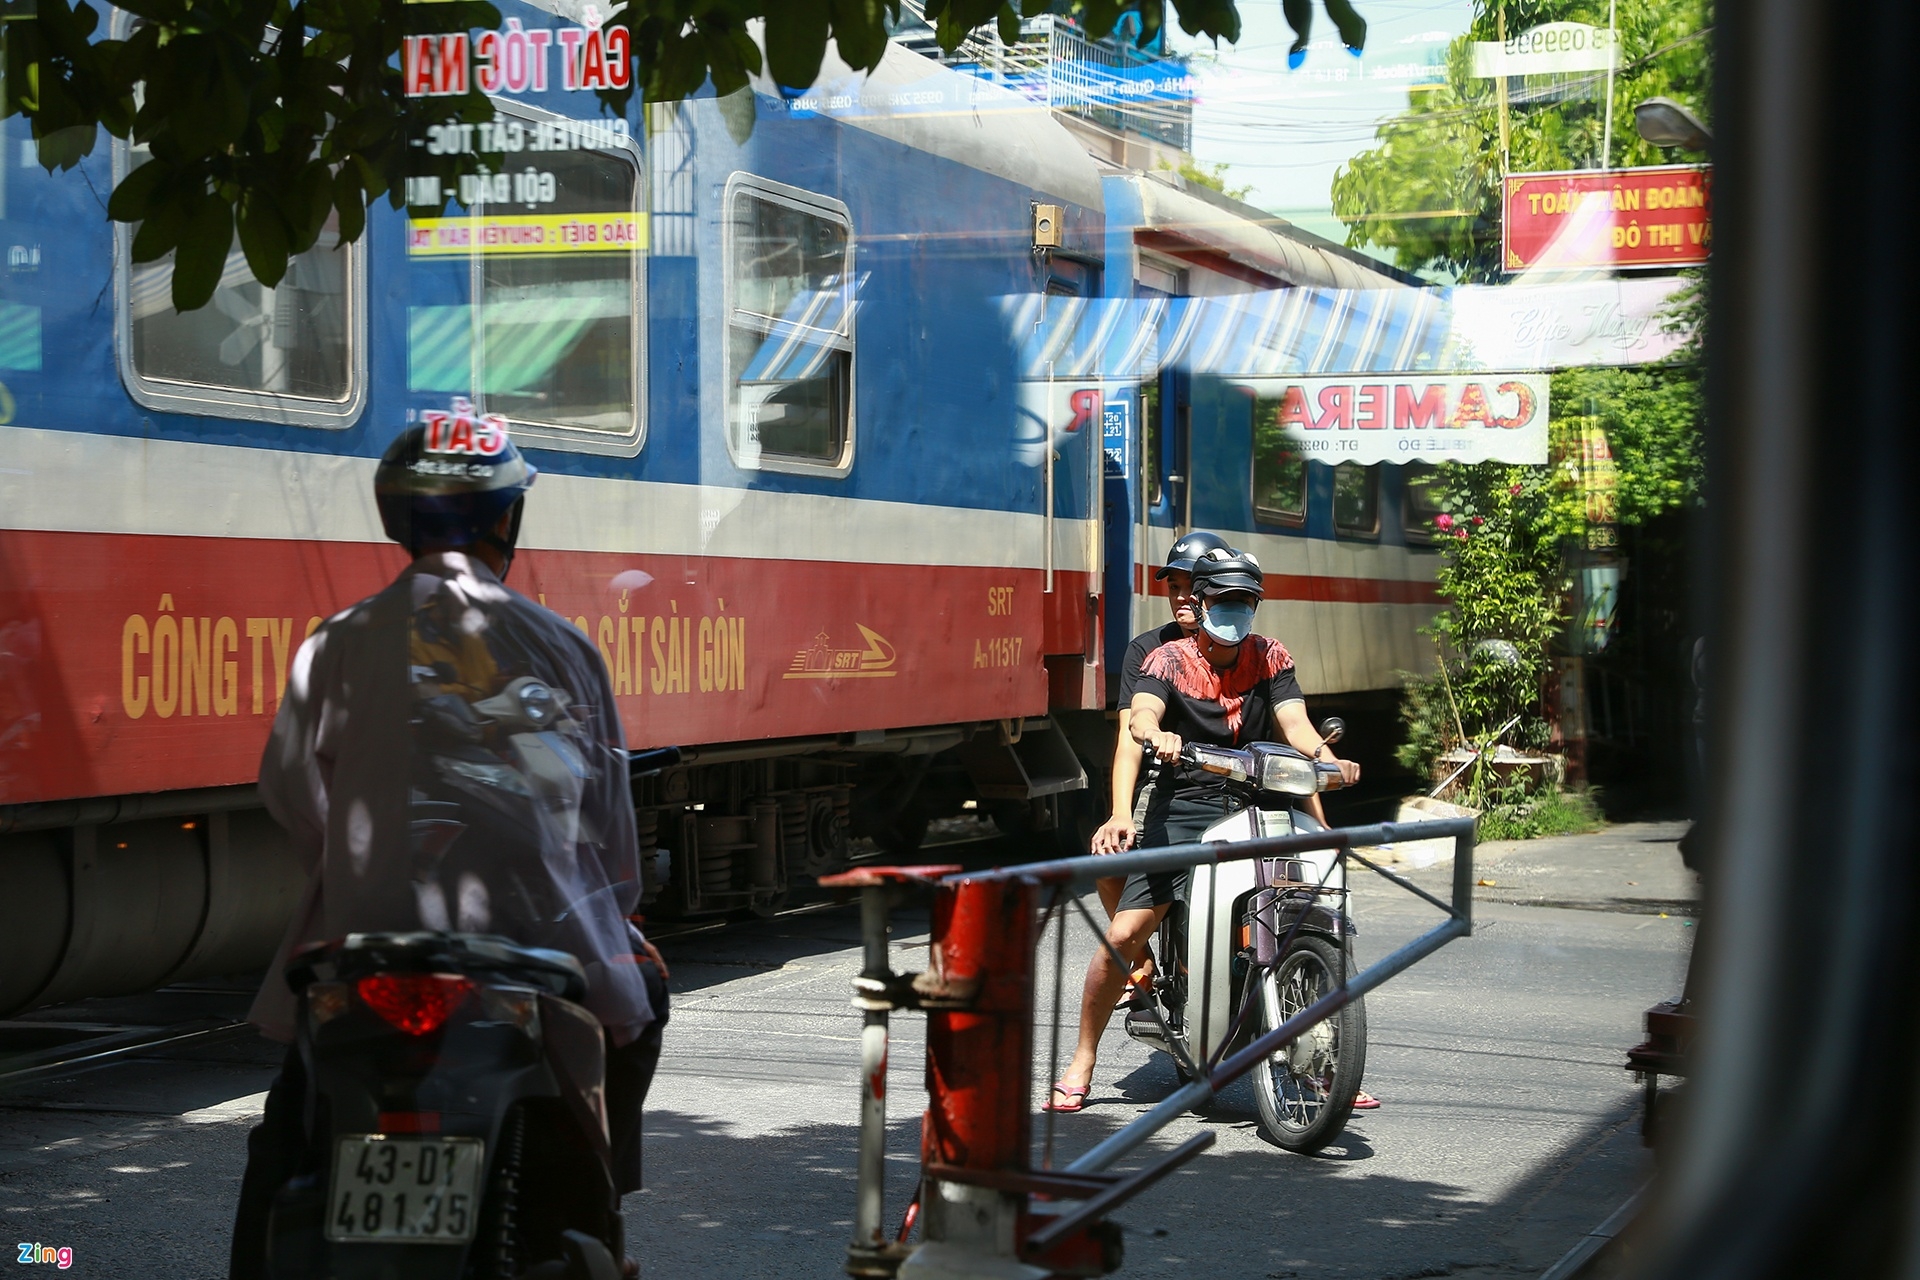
(1051, 904, 1170, 1102)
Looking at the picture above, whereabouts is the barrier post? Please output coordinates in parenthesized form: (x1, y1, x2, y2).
(905, 874, 1043, 1278)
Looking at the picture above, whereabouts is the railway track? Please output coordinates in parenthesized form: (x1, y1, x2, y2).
(0, 838, 1011, 1089)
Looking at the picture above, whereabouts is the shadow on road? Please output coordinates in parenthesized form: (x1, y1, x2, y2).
(627, 1085, 1644, 1280)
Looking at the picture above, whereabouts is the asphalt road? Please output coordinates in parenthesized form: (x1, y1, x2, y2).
(0, 821, 1695, 1279)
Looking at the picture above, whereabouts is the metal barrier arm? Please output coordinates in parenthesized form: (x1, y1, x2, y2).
(825, 816, 1476, 1278)
(944, 816, 1475, 896)
(941, 817, 1478, 1179)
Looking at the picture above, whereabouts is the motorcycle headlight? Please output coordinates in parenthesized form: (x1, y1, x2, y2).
(1258, 753, 1318, 796)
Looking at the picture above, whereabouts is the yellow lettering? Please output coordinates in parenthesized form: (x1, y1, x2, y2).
(121, 615, 150, 719)
(698, 617, 714, 692)
(151, 614, 180, 718)
(268, 618, 294, 706)
(650, 617, 667, 694)
(213, 617, 239, 717)
(246, 619, 270, 714)
(615, 615, 633, 695)
(180, 617, 213, 717)
(597, 616, 615, 674)
(632, 617, 647, 694)
(731, 618, 745, 691)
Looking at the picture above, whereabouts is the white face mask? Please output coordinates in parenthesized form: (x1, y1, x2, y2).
(1201, 600, 1257, 645)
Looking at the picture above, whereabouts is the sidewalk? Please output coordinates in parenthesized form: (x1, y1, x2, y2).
(1448, 820, 1698, 917)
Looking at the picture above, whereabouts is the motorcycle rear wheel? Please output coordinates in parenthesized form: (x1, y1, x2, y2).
(1246, 934, 1367, 1153)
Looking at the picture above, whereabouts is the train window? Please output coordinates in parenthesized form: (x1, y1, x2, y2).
(1333, 462, 1381, 538)
(1251, 392, 1307, 526)
(114, 141, 365, 428)
(407, 102, 645, 456)
(724, 175, 855, 474)
(1403, 462, 1445, 544)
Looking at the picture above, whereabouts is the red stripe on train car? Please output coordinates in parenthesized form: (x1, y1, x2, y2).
(0, 530, 1058, 805)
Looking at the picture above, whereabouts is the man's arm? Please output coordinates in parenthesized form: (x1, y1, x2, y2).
(1092, 710, 1143, 852)
(1130, 693, 1183, 761)
(1275, 700, 1360, 827)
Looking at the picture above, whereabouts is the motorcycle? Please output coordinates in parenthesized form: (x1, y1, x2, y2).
(265, 931, 627, 1280)
(1123, 718, 1368, 1153)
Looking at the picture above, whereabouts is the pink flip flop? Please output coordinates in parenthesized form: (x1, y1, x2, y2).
(1044, 1083, 1090, 1113)
(1352, 1090, 1381, 1110)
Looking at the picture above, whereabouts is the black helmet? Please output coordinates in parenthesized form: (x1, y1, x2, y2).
(375, 405, 538, 574)
(1192, 546, 1264, 599)
(1155, 529, 1229, 580)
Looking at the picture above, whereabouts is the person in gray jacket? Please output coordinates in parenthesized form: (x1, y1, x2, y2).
(230, 417, 665, 1279)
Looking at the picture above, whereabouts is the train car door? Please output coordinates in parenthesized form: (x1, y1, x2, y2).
(1039, 259, 1103, 708)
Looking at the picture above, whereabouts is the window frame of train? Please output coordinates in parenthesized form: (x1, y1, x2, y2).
(444, 98, 648, 458)
(722, 173, 856, 477)
(1401, 461, 1444, 545)
(1250, 389, 1309, 529)
(110, 64, 368, 428)
(1332, 461, 1382, 539)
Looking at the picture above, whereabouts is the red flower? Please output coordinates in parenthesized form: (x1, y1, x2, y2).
(1435, 513, 1454, 531)
(1509, 483, 1523, 496)
(1454, 528, 1469, 541)
(1471, 515, 1485, 526)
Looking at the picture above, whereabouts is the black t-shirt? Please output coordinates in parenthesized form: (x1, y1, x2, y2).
(1133, 634, 1305, 799)
(1119, 622, 1187, 704)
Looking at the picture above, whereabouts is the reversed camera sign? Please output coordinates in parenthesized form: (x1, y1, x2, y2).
(1239, 374, 1550, 465)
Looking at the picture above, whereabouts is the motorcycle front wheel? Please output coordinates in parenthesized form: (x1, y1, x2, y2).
(1246, 934, 1367, 1153)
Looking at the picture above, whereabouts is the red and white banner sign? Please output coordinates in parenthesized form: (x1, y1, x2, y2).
(1240, 373, 1550, 465)
(1503, 165, 1710, 272)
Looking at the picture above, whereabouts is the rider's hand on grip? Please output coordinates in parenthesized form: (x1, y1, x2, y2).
(1146, 730, 1183, 763)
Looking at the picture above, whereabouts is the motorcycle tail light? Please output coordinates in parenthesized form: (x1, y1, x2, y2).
(307, 981, 351, 1031)
(356, 973, 475, 1036)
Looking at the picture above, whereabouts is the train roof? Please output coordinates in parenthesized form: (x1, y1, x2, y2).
(1116, 172, 1423, 291)
(750, 42, 1107, 213)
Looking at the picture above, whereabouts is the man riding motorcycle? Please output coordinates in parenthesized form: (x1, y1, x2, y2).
(1047, 546, 1363, 1113)
(229, 420, 666, 1279)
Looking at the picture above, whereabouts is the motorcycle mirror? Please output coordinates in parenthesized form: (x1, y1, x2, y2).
(1320, 717, 1346, 746)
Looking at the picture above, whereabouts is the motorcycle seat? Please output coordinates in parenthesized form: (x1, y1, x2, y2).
(289, 932, 589, 1002)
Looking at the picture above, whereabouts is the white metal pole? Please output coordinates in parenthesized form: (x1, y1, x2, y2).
(1600, 0, 1619, 169)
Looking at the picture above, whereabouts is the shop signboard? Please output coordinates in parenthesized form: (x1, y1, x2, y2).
(1238, 373, 1550, 466)
(1503, 165, 1710, 272)
(1471, 22, 1620, 77)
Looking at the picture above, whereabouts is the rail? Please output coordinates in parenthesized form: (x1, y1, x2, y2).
(824, 814, 1477, 1277)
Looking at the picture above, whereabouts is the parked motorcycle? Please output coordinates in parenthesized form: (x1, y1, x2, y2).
(265, 931, 626, 1280)
(1123, 719, 1367, 1153)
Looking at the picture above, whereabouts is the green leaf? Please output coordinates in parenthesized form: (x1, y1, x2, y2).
(716, 84, 756, 145)
(1079, 0, 1120, 41)
(830, 0, 886, 71)
(236, 191, 291, 287)
(332, 163, 365, 244)
(996, 4, 1019, 45)
(288, 160, 332, 251)
(107, 156, 169, 222)
(764, 0, 829, 91)
(1322, 0, 1366, 52)
(1283, 0, 1311, 58)
(130, 188, 189, 262)
(170, 191, 235, 312)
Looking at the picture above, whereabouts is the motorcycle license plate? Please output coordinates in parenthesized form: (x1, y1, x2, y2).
(325, 1136, 485, 1244)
